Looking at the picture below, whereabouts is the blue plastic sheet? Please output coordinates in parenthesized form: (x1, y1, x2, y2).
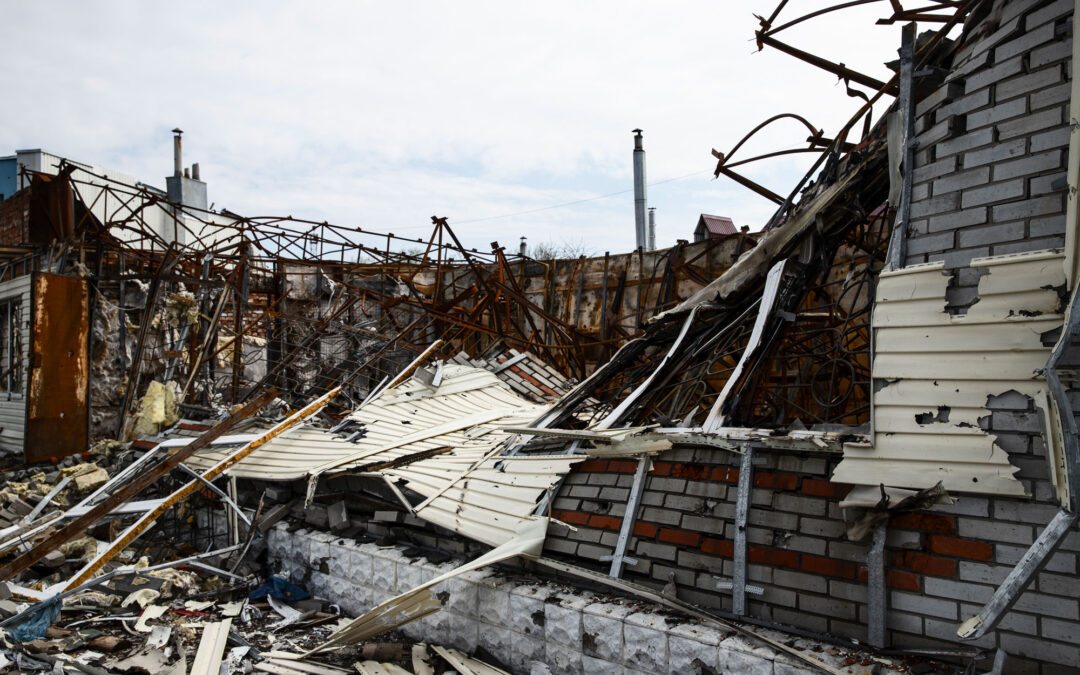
(7, 597, 61, 642)
(248, 575, 310, 601)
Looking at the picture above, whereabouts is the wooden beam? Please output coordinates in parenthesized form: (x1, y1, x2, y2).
(0, 388, 278, 581)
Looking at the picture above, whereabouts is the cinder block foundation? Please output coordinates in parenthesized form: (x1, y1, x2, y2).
(268, 524, 852, 674)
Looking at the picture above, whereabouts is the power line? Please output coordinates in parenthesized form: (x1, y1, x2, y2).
(449, 169, 711, 226)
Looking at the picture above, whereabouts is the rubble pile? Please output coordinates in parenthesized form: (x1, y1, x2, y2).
(0, 398, 964, 675)
(0, 436, 528, 674)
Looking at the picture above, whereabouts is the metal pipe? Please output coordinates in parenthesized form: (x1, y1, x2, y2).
(647, 207, 656, 251)
(172, 128, 183, 177)
(633, 129, 647, 250)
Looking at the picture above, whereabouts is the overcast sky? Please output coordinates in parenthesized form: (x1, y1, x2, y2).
(2, 2, 907, 255)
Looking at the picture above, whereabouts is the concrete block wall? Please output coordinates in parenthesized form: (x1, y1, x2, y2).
(264, 523, 879, 675)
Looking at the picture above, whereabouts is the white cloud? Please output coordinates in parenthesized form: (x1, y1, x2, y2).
(1, 1, 908, 254)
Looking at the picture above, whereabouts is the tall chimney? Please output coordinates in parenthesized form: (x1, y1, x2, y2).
(172, 128, 183, 177)
(519, 236, 527, 257)
(648, 207, 656, 251)
(632, 129, 647, 250)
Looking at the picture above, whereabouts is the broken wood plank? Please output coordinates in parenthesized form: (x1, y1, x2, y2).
(352, 662, 412, 675)
(431, 645, 511, 675)
(190, 618, 232, 674)
(62, 388, 338, 590)
(411, 644, 435, 675)
(0, 388, 279, 581)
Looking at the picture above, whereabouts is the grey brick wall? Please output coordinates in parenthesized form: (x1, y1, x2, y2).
(905, 0, 1072, 274)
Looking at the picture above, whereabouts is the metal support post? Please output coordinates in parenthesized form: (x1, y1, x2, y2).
(606, 454, 650, 578)
(867, 521, 888, 647)
(987, 648, 1008, 675)
(733, 445, 755, 616)
(886, 22, 916, 271)
(177, 463, 252, 530)
(228, 476, 241, 547)
(958, 509, 1080, 639)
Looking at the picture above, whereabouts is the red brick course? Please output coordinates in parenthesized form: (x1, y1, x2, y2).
(701, 537, 734, 557)
(890, 512, 956, 534)
(857, 566, 921, 592)
(801, 554, 856, 579)
(927, 535, 994, 561)
(659, 528, 702, 547)
(892, 550, 957, 577)
(801, 478, 852, 499)
(752, 472, 799, 490)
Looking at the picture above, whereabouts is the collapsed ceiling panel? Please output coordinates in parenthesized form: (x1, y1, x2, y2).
(833, 249, 1067, 497)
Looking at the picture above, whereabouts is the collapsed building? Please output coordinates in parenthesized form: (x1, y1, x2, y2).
(0, 0, 1079, 672)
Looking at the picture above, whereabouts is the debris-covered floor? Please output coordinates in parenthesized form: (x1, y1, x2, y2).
(0, 444, 959, 674)
(0, 386, 963, 675)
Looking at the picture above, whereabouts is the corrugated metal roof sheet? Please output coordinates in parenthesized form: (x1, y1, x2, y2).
(392, 453, 580, 546)
(188, 365, 581, 545)
(833, 249, 1066, 496)
(188, 365, 550, 481)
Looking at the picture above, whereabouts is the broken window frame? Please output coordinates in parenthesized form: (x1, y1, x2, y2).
(0, 296, 24, 400)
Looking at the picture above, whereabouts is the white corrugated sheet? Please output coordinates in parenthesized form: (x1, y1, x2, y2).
(189, 365, 581, 545)
(189, 366, 549, 481)
(834, 249, 1066, 496)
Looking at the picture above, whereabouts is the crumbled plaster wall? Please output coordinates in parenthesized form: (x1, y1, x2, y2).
(547, 2, 1080, 672)
(88, 286, 130, 441)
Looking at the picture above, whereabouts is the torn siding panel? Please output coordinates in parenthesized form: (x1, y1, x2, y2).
(835, 249, 1067, 496)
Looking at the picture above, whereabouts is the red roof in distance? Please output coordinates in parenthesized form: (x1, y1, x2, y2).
(697, 214, 737, 237)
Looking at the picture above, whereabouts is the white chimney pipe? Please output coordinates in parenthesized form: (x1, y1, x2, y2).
(648, 207, 656, 251)
(632, 129, 647, 250)
(172, 128, 183, 177)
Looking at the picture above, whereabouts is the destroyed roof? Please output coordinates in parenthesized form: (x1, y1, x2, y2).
(187, 364, 550, 482)
(187, 364, 583, 546)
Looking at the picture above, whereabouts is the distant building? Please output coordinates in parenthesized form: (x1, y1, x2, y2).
(693, 213, 737, 242)
(0, 136, 228, 247)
